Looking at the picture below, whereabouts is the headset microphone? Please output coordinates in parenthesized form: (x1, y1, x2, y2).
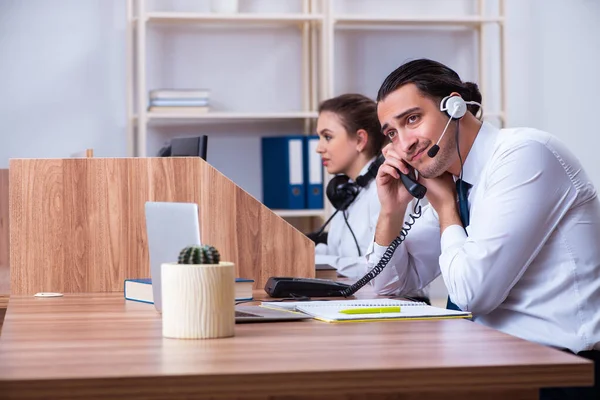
(427, 144, 440, 158)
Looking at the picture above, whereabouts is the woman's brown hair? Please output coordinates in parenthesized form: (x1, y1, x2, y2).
(318, 93, 386, 158)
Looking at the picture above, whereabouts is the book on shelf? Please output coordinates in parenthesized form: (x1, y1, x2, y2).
(149, 99, 209, 107)
(149, 89, 210, 100)
(148, 106, 210, 114)
(124, 278, 254, 304)
(260, 299, 472, 323)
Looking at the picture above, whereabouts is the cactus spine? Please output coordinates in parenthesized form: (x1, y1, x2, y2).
(178, 245, 221, 265)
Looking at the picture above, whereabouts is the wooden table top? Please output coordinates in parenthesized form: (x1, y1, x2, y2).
(0, 292, 593, 399)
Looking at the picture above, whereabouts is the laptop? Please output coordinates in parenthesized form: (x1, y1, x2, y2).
(144, 201, 312, 323)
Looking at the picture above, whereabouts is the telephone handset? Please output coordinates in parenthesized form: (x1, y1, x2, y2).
(398, 166, 427, 200)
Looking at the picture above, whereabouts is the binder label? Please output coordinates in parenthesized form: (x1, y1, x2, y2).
(288, 139, 303, 185)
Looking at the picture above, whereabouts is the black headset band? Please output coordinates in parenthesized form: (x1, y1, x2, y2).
(355, 154, 384, 187)
(327, 154, 384, 211)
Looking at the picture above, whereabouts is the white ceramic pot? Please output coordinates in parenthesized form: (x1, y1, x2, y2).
(161, 261, 235, 339)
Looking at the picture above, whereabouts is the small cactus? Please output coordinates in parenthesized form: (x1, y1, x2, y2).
(178, 245, 221, 265)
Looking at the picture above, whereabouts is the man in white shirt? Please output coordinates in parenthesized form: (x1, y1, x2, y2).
(367, 58, 599, 400)
(310, 93, 430, 303)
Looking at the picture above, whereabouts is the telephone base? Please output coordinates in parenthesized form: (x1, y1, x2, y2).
(264, 277, 351, 298)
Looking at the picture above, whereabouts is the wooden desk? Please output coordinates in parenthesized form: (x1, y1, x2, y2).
(0, 293, 593, 400)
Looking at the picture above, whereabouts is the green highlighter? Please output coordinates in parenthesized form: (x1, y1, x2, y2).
(338, 306, 401, 314)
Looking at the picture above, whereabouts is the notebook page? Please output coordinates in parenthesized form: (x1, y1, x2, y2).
(295, 303, 471, 322)
(260, 299, 425, 311)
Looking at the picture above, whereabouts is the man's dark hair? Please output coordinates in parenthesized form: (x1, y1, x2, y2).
(376, 58, 482, 116)
(318, 93, 386, 158)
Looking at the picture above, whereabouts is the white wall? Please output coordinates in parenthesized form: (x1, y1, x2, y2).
(1, 0, 599, 192)
(0, 0, 128, 160)
(505, 0, 600, 190)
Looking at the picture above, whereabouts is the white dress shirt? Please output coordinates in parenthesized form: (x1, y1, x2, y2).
(366, 121, 600, 353)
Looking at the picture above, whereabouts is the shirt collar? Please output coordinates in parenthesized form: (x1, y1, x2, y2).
(458, 121, 499, 186)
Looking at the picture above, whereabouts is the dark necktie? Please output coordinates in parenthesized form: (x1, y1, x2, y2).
(456, 179, 472, 228)
(446, 179, 472, 311)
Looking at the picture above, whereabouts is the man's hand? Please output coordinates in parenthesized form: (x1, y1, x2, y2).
(376, 144, 415, 215)
(374, 144, 415, 246)
(422, 172, 462, 232)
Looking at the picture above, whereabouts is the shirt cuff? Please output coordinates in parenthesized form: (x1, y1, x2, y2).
(441, 225, 468, 252)
(372, 243, 389, 260)
(365, 240, 387, 265)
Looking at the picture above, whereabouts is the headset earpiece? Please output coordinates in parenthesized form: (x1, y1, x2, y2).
(440, 95, 467, 120)
(326, 175, 359, 211)
(326, 155, 384, 211)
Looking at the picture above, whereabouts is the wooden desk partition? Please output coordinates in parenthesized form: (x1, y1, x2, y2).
(9, 158, 314, 295)
(0, 169, 8, 296)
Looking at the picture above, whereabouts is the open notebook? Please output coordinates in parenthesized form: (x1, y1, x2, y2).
(260, 299, 471, 323)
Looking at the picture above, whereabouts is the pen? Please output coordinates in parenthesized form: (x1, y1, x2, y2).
(338, 306, 401, 314)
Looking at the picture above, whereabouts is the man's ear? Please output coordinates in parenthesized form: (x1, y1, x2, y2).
(355, 129, 368, 153)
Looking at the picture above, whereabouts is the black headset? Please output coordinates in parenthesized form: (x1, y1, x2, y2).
(326, 154, 384, 211)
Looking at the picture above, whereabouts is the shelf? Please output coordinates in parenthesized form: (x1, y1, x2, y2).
(139, 111, 318, 122)
(145, 12, 324, 24)
(274, 209, 326, 218)
(134, 110, 502, 123)
(334, 15, 503, 27)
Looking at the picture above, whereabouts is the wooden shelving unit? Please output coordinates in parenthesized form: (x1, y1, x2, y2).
(126, 0, 324, 221)
(126, 0, 506, 221)
(322, 0, 507, 125)
(126, 1, 322, 156)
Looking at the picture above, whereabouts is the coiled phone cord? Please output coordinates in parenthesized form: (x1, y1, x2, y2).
(339, 198, 423, 297)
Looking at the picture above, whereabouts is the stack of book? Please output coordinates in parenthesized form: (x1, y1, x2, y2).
(124, 277, 254, 304)
(148, 89, 210, 114)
